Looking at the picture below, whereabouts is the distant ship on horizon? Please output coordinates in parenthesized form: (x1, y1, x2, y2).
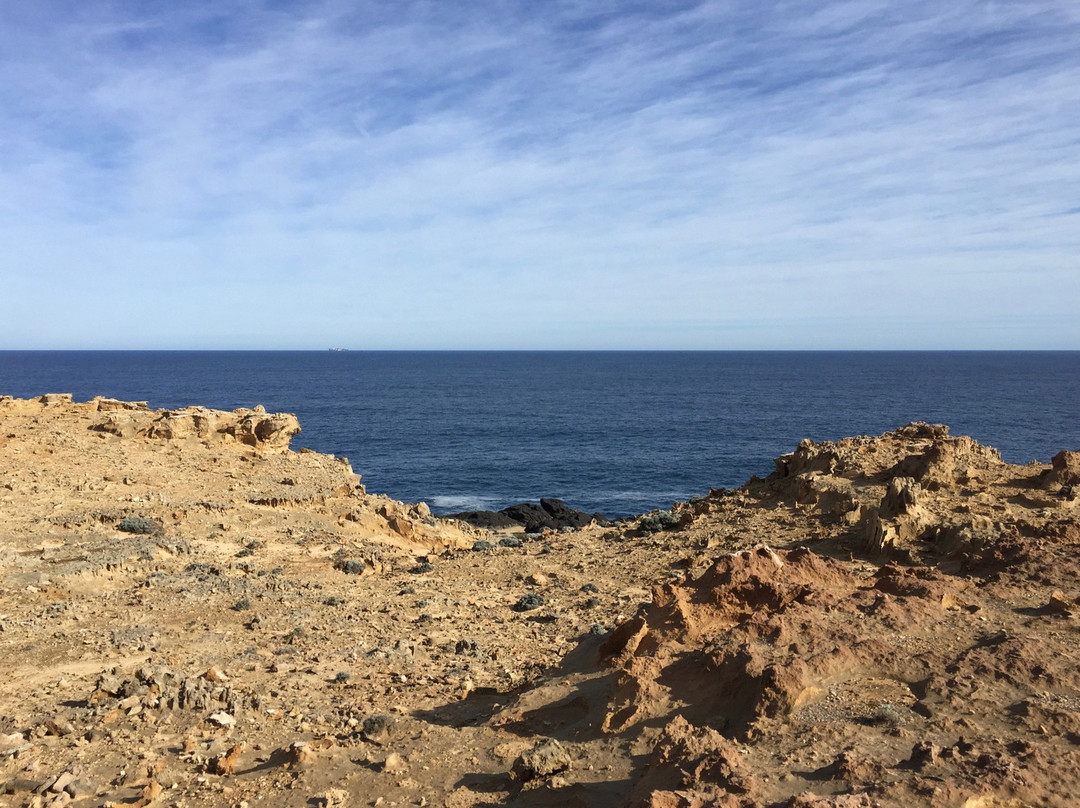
(328, 347, 350, 352)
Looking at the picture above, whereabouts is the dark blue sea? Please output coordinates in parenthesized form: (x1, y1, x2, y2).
(2, 352, 1078, 517)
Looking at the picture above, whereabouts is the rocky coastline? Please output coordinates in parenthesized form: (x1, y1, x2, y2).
(2, 393, 1079, 807)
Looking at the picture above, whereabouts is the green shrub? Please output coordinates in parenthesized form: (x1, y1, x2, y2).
(513, 593, 544, 612)
(117, 517, 158, 535)
(872, 702, 903, 728)
(640, 511, 680, 533)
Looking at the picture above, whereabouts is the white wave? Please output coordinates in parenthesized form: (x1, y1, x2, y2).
(429, 495, 501, 512)
(428, 489, 704, 517)
(591, 490, 698, 503)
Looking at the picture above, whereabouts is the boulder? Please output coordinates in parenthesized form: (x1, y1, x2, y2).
(513, 739, 572, 782)
(1044, 449, 1080, 488)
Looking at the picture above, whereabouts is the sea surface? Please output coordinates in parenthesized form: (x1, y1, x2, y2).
(2, 351, 1078, 518)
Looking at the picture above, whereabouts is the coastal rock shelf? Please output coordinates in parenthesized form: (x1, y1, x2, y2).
(1, 394, 1079, 807)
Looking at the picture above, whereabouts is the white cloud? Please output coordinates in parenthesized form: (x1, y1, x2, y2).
(0, 0, 1078, 348)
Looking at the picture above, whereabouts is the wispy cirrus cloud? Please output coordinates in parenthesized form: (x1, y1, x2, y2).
(0, 0, 1077, 348)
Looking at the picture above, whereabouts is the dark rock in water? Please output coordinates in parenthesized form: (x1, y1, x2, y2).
(540, 498, 595, 528)
(452, 500, 604, 532)
(445, 510, 520, 529)
(500, 503, 556, 531)
(500, 499, 603, 532)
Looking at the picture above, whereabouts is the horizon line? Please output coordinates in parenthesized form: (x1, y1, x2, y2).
(3, 348, 1080, 354)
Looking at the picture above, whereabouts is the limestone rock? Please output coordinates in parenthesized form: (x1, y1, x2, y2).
(144, 409, 216, 441)
(773, 438, 844, 479)
(630, 715, 756, 804)
(208, 711, 235, 728)
(880, 476, 920, 518)
(204, 666, 228, 683)
(382, 752, 407, 774)
(317, 789, 350, 807)
(286, 741, 318, 768)
(863, 477, 935, 556)
(210, 742, 245, 775)
(220, 410, 301, 450)
(91, 396, 148, 412)
(1044, 449, 1080, 488)
(89, 415, 137, 438)
(889, 432, 1001, 489)
(1045, 589, 1077, 615)
(1, 732, 30, 757)
(513, 739, 572, 782)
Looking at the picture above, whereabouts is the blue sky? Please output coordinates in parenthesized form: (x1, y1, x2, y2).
(1, 0, 1077, 349)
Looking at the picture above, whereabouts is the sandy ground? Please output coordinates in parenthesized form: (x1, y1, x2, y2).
(2, 394, 1079, 808)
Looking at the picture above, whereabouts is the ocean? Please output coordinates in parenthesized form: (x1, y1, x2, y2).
(2, 351, 1078, 517)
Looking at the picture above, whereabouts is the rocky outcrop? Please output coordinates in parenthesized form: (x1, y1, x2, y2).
(537, 497, 599, 529)
(142, 405, 301, 450)
(3, 395, 302, 451)
(886, 432, 1002, 489)
(862, 475, 936, 556)
(513, 738, 572, 783)
(497, 503, 555, 532)
(755, 422, 1076, 559)
(489, 425, 1080, 807)
(1044, 449, 1080, 489)
(0, 394, 473, 562)
(219, 407, 301, 450)
(597, 547, 861, 738)
(770, 422, 1001, 493)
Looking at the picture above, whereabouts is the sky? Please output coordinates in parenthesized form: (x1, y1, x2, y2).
(1, 0, 1078, 350)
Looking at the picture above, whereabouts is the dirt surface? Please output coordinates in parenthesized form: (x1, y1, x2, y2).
(2, 395, 1079, 808)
